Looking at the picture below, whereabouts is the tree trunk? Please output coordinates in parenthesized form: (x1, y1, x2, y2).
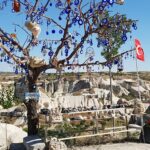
(25, 69, 40, 136)
(26, 98, 38, 135)
(109, 67, 113, 105)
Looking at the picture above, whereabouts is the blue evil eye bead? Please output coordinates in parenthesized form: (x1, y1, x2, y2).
(97, 44, 100, 48)
(80, 49, 83, 54)
(65, 48, 69, 53)
(107, 0, 114, 5)
(52, 30, 56, 34)
(64, 41, 68, 45)
(122, 35, 127, 41)
(132, 23, 137, 30)
(102, 18, 108, 24)
(65, 6, 71, 14)
(47, 20, 51, 26)
(89, 8, 93, 13)
(56, 1, 63, 7)
(68, 66, 71, 70)
(74, 0, 79, 5)
(78, 19, 83, 25)
(114, 59, 119, 64)
(98, 5, 104, 11)
(72, 36, 75, 39)
(72, 18, 77, 23)
(49, 3, 52, 6)
(15, 68, 18, 74)
(90, 57, 93, 61)
(59, 30, 63, 34)
(65, 52, 68, 56)
(58, 16, 62, 20)
(48, 51, 54, 57)
(46, 31, 49, 35)
(4, 57, 7, 62)
(76, 16, 80, 21)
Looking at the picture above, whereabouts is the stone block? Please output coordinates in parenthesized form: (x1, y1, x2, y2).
(23, 136, 45, 150)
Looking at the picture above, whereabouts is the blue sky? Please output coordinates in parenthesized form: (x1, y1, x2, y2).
(0, 0, 150, 73)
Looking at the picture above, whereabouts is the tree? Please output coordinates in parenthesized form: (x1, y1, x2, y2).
(96, 12, 137, 104)
(0, 0, 136, 135)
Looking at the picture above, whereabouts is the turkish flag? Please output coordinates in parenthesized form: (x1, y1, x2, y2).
(135, 39, 144, 61)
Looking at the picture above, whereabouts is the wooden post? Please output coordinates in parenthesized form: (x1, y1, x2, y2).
(125, 108, 129, 139)
(112, 110, 115, 134)
(95, 112, 98, 133)
(141, 114, 145, 143)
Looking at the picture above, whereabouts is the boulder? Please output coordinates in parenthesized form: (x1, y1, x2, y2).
(133, 101, 145, 114)
(23, 136, 45, 150)
(0, 123, 27, 149)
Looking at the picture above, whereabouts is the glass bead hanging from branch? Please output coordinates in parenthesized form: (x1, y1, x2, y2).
(13, 0, 21, 13)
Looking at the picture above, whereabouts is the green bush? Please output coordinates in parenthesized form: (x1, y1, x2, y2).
(0, 85, 14, 109)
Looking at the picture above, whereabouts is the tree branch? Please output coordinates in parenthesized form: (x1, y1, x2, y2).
(0, 27, 29, 56)
(64, 48, 136, 67)
(38, 48, 135, 72)
(0, 43, 21, 64)
(52, 8, 71, 60)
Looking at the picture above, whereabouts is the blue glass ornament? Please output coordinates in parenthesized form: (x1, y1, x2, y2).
(48, 51, 54, 57)
(4, 57, 7, 62)
(68, 66, 71, 70)
(132, 23, 137, 30)
(98, 5, 104, 11)
(76, 32, 79, 36)
(59, 30, 63, 34)
(65, 6, 71, 14)
(78, 19, 83, 25)
(102, 18, 108, 24)
(89, 8, 93, 13)
(47, 20, 51, 26)
(72, 18, 77, 23)
(56, 1, 63, 7)
(76, 16, 80, 21)
(46, 31, 49, 35)
(15, 68, 18, 74)
(122, 35, 127, 42)
(90, 57, 93, 61)
(52, 30, 56, 34)
(49, 3, 52, 6)
(90, 40, 93, 46)
(65, 52, 68, 56)
(74, 0, 79, 5)
(102, 0, 107, 2)
(59, 16, 62, 20)
(114, 59, 119, 64)
(80, 49, 83, 54)
(65, 48, 69, 53)
(107, 0, 114, 5)
(64, 41, 68, 45)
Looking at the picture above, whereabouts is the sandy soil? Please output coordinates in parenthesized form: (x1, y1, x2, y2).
(68, 143, 150, 150)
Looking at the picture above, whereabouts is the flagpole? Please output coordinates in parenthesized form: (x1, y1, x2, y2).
(135, 51, 142, 101)
(135, 50, 145, 143)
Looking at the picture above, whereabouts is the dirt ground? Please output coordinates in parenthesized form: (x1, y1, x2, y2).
(68, 143, 150, 150)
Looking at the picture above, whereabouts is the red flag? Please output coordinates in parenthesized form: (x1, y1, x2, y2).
(135, 39, 144, 61)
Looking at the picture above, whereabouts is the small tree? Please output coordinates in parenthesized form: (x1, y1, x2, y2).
(0, 0, 136, 135)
